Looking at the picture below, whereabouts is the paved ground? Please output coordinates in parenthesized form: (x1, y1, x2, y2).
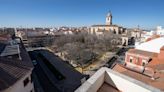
(85, 52, 115, 69)
(82, 52, 115, 76)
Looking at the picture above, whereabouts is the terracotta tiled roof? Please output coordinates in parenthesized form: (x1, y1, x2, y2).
(160, 46, 164, 50)
(112, 64, 164, 91)
(146, 57, 164, 71)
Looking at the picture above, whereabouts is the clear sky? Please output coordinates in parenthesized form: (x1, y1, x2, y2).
(0, 0, 164, 29)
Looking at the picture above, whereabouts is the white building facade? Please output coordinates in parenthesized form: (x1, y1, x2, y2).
(89, 12, 126, 35)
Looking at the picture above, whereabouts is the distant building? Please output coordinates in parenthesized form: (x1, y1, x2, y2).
(156, 26, 164, 36)
(0, 28, 15, 36)
(15, 28, 55, 47)
(125, 28, 147, 46)
(131, 28, 142, 38)
(0, 37, 34, 92)
(89, 11, 126, 35)
(63, 30, 73, 35)
(0, 34, 12, 43)
(140, 26, 164, 45)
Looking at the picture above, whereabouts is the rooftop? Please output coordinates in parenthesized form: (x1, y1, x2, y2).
(0, 38, 33, 91)
(92, 24, 121, 27)
(30, 49, 85, 92)
(136, 37, 164, 53)
(112, 64, 164, 91)
(0, 57, 32, 91)
(75, 67, 161, 92)
(146, 57, 164, 71)
(127, 49, 158, 58)
(0, 43, 6, 54)
(0, 34, 11, 41)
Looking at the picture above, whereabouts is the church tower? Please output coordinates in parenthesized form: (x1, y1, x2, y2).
(106, 11, 112, 25)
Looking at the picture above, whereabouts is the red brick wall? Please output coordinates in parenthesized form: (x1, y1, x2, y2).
(126, 54, 143, 66)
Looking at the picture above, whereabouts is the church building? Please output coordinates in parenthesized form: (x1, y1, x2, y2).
(89, 11, 126, 35)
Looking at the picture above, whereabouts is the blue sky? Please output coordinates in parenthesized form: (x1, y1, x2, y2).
(0, 0, 164, 29)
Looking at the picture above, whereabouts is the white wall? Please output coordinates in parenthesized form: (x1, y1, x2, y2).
(156, 26, 164, 36)
(75, 68, 105, 92)
(3, 71, 34, 92)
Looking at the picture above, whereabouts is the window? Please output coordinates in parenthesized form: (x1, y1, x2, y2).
(142, 62, 145, 66)
(130, 59, 133, 63)
(23, 77, 29, 87)
(129, 56, 133, 63)
(113, 29, 116, 34)
(93, 28, 95, 31)
(119, 30, 121, 34)
(142, 60, 147, 66)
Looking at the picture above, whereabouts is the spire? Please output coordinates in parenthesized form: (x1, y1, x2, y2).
(106, 10, 112, 25)
(107, 10, 112, 17)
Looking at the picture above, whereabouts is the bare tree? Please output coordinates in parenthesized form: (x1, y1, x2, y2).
(52, 31, 121, 66)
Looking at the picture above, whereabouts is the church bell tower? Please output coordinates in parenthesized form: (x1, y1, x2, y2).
(106, 11, 112, 25)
